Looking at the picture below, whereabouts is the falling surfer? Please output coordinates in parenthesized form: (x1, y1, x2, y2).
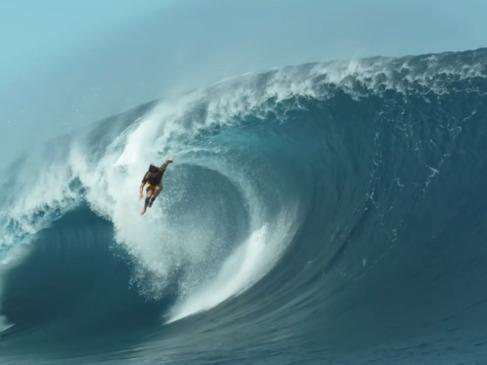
(139, 159, 173, 215)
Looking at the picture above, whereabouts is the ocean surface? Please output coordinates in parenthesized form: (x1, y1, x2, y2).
(1, 48, 487, 364)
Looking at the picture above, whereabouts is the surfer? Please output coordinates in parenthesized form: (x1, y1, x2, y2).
(139, 159, 173, 215)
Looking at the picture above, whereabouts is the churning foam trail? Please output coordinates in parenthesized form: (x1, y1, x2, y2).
(168, 197, 301, 322)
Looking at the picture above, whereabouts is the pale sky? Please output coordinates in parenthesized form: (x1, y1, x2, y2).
(1, 0, 486, 167)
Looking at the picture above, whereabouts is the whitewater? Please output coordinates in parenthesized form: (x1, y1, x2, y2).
(1, 48, 487, 364)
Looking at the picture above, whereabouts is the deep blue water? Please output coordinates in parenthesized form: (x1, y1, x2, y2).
(1, 48, 487, 364)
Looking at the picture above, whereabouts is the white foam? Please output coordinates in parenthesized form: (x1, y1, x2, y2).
(167, 219, 292, 322)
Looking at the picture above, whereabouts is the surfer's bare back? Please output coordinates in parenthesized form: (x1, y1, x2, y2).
(139, 159, 173, 215)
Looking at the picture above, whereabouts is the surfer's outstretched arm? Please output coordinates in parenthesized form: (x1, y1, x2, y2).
(159, 159, 173, 170)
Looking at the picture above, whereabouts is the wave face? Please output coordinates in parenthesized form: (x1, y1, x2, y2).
(2, 48, 487, 364)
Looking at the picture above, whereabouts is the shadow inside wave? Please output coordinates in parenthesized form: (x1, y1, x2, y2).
(0, 205, 176, 353)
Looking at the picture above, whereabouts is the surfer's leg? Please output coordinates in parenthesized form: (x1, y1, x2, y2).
(141, 189, 153, 215)
(148, 186, 161, 207)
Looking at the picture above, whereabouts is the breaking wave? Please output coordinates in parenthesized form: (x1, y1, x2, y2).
(1, 48, 487, 364)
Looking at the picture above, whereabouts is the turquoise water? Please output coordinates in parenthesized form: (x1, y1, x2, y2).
(1, 48, 487, 364)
